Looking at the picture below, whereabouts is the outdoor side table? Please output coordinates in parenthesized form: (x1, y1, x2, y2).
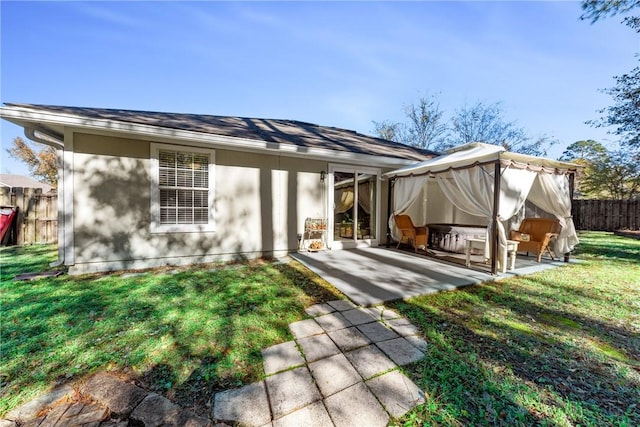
(465, 238, 519, 273)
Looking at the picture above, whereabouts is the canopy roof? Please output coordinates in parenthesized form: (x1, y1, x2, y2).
(384, 143, 580, 178)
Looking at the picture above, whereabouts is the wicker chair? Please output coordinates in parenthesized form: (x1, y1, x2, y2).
(394, 215, 428, 253)
(509, 218, 561, 262)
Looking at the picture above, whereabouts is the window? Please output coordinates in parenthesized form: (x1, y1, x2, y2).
(150, 143, 215, 233)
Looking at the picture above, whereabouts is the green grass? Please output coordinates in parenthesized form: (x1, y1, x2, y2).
(0, 247, 341, 417)
(2, 232, 639, 425)
(392, 231, 640, 427)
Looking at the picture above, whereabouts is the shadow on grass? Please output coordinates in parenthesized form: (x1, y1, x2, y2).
(0, 257, 342, 418)
(392, 276, 639, 426)
(573, 232, 640, 261)
(0, 245, 59, 281)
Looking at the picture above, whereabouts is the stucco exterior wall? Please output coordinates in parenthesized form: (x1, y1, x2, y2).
(70, 133, 326, 273)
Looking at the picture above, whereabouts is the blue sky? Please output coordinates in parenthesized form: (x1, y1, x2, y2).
(1, 1, 638, 176)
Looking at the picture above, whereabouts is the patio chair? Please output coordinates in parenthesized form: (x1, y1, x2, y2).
(394, 214, 428, 253)
(509, 218, 561, 262)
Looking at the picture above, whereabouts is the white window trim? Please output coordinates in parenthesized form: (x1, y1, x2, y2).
(150, 142, 216, 233)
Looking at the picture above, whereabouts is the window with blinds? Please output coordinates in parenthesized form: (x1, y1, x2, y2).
(151, 144, 214, 232)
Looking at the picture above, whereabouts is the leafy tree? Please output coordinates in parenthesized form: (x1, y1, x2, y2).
(450, 102, 555, 156)
(561, 139, 640, 199)
(560, 140, 609, 197)
(7, 137, 58, 186)
(373, 94, 448, 152)
(580, 0, 639, 23)
(582, 149, 640, 199)
(582, 0, 640, 148)
(560, 139, 608, 161)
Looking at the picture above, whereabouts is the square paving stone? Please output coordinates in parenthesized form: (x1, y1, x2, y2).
(272, 401, 333, 427)
(265, 367, 321, 419)
(327, 299, 357, 311)
(309, 353, 362, 397)
(290, 319, 325, 339)
(327, 327, 371, 352)
(357, 321, 400, 343)
(405, 335, 429, 351)
(341, 308, 377, 326)
(297, 334, 341, 362)
(376, 337, 425, 365)
(314, 312, 352, 332)
(344, 345, 397, 380)
(213, 381, 271, 426)
(366, 370, 426, 419)
(305, 303, 335, 317)
(386, 318, 420, 336)
(324, 382, 389, 427)
(263, 341, 306, 375)
(365, 306, 401, 321)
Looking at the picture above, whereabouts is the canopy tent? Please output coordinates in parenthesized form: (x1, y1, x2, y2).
(383, 143, 580, 274)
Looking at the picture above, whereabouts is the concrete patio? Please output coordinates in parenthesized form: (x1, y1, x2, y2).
(291, 247, 568, 306)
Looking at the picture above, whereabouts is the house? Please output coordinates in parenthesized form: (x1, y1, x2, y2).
(0, 103, 436, 274)
(0, 174, 55, 193)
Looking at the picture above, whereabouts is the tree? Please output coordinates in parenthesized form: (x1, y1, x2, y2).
(449, 102, 555, 156)
(582, 149, 640, 199)
(7, 137, 58, 186)
(582, 0, 640, 148)
(560, 139, 640, 199)
(580, 0, 640, 23)
(372, 94, 449, 152)
(560, 140, 609, 197)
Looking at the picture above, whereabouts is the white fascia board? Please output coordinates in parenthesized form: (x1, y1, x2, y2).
(0, 106, 417, 168)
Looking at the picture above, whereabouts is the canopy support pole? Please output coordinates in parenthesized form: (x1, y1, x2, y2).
(491, 161, 501, 275)
(564, 172, 575, 262)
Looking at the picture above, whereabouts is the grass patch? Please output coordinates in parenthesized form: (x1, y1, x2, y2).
(0, 246, 341, 416)
(392, 231, 640, 426)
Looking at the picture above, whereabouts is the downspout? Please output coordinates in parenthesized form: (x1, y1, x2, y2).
(24, 127, 65, 267)
(386, 178, 393, 248)
(490, 160, 501, 275)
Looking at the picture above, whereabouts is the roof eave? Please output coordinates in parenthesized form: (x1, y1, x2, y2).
(0, 105, 419, 168)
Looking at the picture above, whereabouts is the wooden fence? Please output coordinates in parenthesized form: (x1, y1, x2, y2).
(0, 187, 58, 244)
(572, 199, 640, 231)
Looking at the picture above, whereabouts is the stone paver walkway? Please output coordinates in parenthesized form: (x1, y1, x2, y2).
(2, 301, 428, 427)
(213, 300, 428, 426)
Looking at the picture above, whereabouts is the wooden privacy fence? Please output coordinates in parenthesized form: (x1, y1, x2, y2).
(572, 199, 640, 231)
(0, 187, 58, 244)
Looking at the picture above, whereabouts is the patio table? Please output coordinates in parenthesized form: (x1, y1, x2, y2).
(465, 238, 519, 273)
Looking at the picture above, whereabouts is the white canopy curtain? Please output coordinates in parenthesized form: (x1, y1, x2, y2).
(388, 175, 428, 241)
(384, 143, 580, 273)
(436, 164, 538, 261)
(334, 188, 354, 213)
(527, 173, 579, 254)
(358, 182, 372, 214)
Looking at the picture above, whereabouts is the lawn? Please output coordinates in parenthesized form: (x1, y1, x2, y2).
(392, 231, 640, 427)
(0, 248, 341, 417)
(1, 232, 638, 426)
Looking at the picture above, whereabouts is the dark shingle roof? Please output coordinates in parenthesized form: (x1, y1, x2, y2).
(6, 103, 437, 162)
